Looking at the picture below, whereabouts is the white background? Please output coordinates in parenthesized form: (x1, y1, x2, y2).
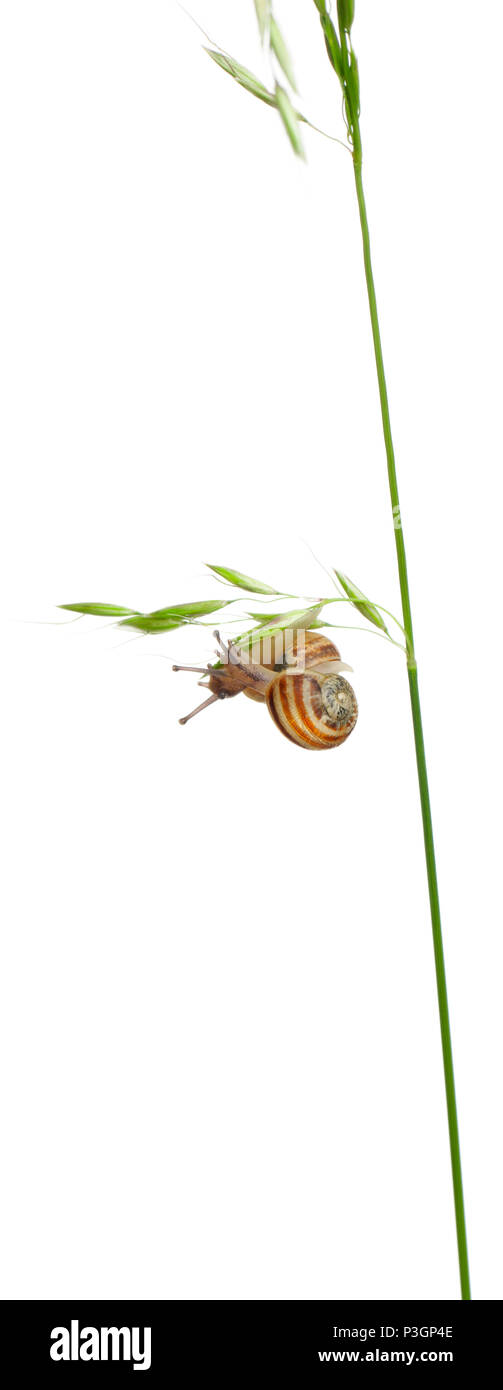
(1, 0, 502, 1301)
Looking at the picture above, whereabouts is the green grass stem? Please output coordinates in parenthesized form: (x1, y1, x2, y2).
(351, 128, 470, 1301)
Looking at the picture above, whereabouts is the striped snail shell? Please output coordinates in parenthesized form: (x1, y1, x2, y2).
(264, 629, 358, 748)
(266, 670, 358, 749)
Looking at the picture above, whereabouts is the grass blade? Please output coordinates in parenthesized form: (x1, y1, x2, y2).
(335, 571, 389, 632)
(275, 83, 306, 158)
(337, 0, 355, 32)
(320, 14, 344, 79)
(59, 602, 140, 617)
(119, 615, 186, 633)
(253, 0, 270, 43)
(205, 49, 275, 107)
(270, 17, 297, 92)
(237, 604, 323, 646)
(206, 564, 280, 595)
(120, 599, 231, 631)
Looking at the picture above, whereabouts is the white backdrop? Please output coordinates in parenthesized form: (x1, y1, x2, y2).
(1, 1, 502, 1300)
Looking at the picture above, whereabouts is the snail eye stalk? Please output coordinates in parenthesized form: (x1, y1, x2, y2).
(178, 692, 224, 726)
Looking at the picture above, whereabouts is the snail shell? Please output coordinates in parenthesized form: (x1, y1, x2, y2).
(266, 670, 358, 749)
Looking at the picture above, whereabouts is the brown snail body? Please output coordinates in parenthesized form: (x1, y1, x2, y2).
(173, 629, 358, 750)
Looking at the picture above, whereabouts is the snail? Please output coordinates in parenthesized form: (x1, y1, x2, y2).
(173, 629, 358, 750)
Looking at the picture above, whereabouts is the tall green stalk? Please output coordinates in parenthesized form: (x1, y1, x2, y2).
(340, 19, 470, 1300)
